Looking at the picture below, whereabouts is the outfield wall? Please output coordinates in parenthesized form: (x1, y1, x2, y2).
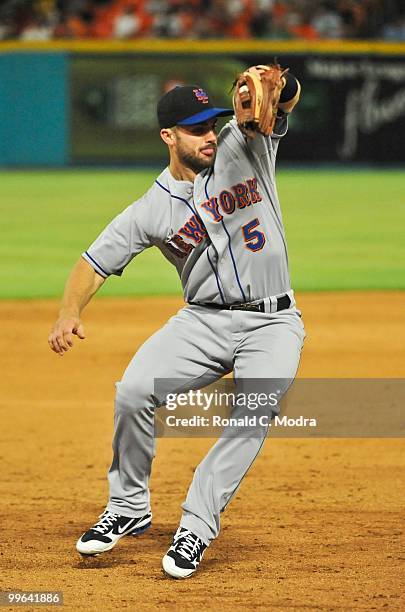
(0, 52, 68, 165)
(1, 40, 405, 166)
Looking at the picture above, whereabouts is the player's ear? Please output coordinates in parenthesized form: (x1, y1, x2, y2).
(160, 128, 176, 146)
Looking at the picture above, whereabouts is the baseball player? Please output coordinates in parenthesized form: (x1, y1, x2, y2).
(48, 65, 304, 579)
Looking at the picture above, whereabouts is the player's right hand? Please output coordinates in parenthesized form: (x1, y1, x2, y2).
(48, 316, 86, 356)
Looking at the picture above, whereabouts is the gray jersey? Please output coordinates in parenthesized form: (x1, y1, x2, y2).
(83, 116, 291, 304)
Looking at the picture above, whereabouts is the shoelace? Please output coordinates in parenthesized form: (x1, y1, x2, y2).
(92, 511, 119, 534)
(175, 531, 203, 561)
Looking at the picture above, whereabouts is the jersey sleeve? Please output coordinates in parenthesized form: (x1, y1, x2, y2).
(82, 200, 152, 277)
(249, 113, 288, 155)
(221, 117, 288, 181)
(271, 113, 288, 139)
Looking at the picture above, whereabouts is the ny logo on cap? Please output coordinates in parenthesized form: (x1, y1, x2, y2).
(193, 88, 209, 104)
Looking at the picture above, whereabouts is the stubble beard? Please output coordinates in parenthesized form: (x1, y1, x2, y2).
(177, 144, 216, 175)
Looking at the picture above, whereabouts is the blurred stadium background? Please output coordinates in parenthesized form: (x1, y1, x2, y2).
(0, 0, 404, 298)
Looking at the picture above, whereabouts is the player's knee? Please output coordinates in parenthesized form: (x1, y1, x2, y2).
(115, 379, 157, 413)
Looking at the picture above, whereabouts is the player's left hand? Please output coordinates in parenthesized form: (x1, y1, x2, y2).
(232, 63, 288, 139)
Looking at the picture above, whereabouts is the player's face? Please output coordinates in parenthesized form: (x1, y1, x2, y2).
(173, 119, 218, 174)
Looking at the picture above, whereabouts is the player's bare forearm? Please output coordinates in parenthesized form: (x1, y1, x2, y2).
(48, 257, 105, 356)
(278, 77, 301, 114)
(59, 257, 105, 317)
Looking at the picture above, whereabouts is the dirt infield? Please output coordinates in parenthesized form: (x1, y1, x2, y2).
(1, 292, 404, 611)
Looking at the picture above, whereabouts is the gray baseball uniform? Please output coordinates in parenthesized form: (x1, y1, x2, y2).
(82, 116, 305, 546)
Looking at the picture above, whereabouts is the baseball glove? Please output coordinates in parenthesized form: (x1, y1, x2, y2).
(232, 63, 288, 139)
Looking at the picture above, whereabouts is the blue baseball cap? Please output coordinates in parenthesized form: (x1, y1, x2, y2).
(157, 85, 233, 128)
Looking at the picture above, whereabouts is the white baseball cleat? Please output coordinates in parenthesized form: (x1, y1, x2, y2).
(162, 527, 207, 578)
(76, 509, 152, 555)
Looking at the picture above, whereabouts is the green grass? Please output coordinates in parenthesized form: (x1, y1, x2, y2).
(0, 168, 404, 299)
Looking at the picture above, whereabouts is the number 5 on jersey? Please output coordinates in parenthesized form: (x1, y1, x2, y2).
(242, 218, 266, 252)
